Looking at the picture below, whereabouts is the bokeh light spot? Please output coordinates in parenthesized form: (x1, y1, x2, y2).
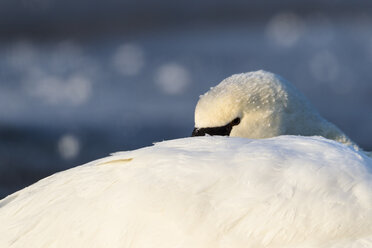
(266, 12, 304, 47)
(24, 74, 92, 105)
(155, 63, 190, 95)
(57, 134, 80, 160)
(112, 44, 144, 76)
(8, 40, 96, 106)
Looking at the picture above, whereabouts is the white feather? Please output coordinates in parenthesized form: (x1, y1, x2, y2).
(1, 136, 372, 248)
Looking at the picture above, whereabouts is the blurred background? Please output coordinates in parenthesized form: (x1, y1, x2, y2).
(1, 0, 372, 198)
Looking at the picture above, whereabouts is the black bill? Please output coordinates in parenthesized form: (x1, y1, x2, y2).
(191, 117, 241, 137)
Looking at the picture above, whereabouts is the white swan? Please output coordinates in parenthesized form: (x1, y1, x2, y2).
(1, 71, 371, 248)
(193, 70, 358, 150)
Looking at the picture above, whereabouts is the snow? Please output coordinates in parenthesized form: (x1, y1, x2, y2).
(0, 136, 372, 248)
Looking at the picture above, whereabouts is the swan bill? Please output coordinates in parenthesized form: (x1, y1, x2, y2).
(192, 117, 241, 137)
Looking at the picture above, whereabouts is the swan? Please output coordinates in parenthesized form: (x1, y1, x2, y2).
(193, 70, 359, 150)
(1, 71, 371, 248)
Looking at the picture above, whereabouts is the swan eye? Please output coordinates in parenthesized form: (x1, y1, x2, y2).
(231, 117, 241, 126)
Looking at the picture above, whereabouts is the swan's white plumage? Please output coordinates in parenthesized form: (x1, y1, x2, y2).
(1, 136, 372, 248)
(195, 70, 358, 149)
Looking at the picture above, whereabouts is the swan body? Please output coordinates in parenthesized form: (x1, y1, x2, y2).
(1, 136, 372, 248)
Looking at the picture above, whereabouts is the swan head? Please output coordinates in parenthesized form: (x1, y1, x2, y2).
(192, 70, 357, 149)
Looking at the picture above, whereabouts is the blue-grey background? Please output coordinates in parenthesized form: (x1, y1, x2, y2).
(1, 0, 372, 198)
